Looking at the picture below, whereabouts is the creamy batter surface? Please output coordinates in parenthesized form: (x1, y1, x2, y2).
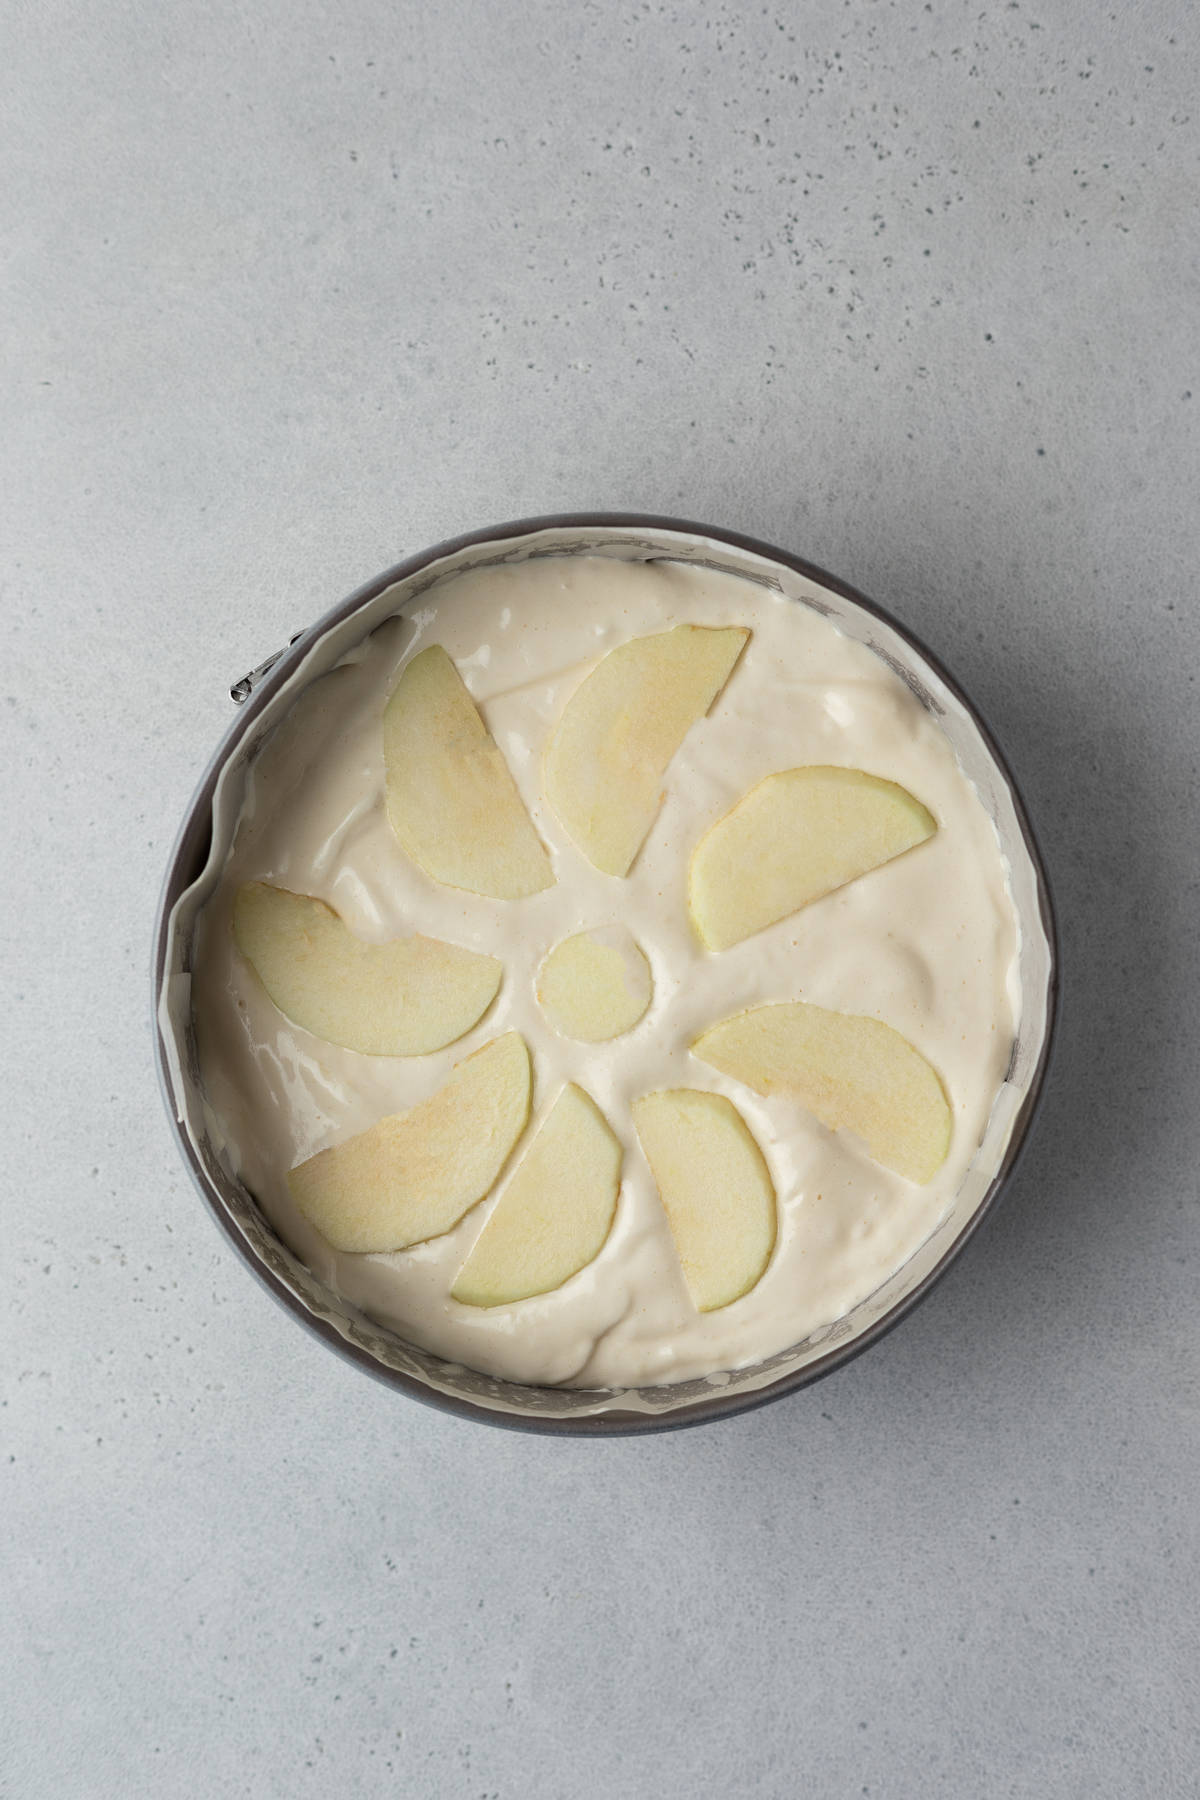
(192, 556, 1019, 1387)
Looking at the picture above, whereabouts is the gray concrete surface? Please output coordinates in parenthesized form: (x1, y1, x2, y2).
(4, 0, 1198, 1794)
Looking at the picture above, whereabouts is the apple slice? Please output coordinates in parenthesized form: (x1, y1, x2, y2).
(232, 882, 502, 1056)
(384, 645, 553, 899)
(544, 624, 749, 876)
(689, 766, 936, 950)
(287, 1032, 531, 1253)
(451, 1085, 622, 1307)
(536, 926, 652, 1042)
(632, 1088, 776, 1312)
(692, 1002, 951, 1183)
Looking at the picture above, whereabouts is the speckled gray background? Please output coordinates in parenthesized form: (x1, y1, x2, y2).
(5, 1, 1198, 1795)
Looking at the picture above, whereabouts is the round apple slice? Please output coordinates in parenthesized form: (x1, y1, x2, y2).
(536, 926, 652, 1042)
(233, 882, 502, 1056)
(288, 1032, 531, 1253)
(632, 1088, 776, 1313)
(384, 645, 553, 899)
(692, 1002, 951, 1184)
(544, 624, 749, 877)
(451, 1085, 622, 1308)
(689, 766, 936, 950)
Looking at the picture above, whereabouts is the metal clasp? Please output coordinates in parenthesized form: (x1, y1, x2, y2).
(230, 631, 308, 705)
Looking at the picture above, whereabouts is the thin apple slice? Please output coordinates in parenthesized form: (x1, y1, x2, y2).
(632, 1088, 776, 1312)
(287, 1032, 531, 1252)
(692, 1002, 951, 1183)
(232, 882, 502, 1056)
(689, 766, 936, 950)
(451, 1085, 622, 1307)
(544, 624, 749, 876)
(384, 645, 553, 899)
(536, 926, 652, 1042)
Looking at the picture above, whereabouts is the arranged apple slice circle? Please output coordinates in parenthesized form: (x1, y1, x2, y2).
(385, 644, 554, 899)
(632, 1088, 777, 1312)
(242, 619, 964, 1349)
(692, 1002, 951, 1184)
(451, 1085, 622, 1308)
(688, 765, 937, 951)
(536, 926, 653, 1042)
(233, 881, 502, 1056)
(288, 1032, 532, 1253)
(544, 624, 749, 877)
